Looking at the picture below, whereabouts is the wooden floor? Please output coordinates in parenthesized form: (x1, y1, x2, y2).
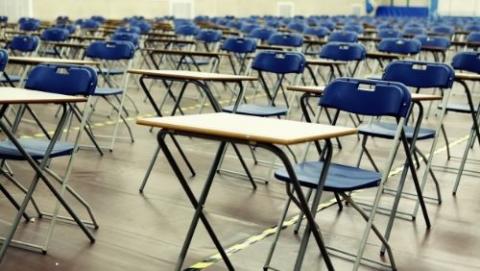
(1, 68, 480, 271)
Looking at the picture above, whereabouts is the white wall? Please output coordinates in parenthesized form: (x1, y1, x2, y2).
(438, 0, 480, 16)
(0, 0, 32, 21)
(0, 0, 365, 21)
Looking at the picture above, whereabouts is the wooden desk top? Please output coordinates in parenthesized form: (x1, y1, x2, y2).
(256, 44, 299, 51)
(128, 69, 257, 82)
(137, 113, 357, 145)
(50, 42, 87, 49)
(366, 51, 403, 59)
(421, 45, 449, 52)
(69, 35, 105, 41)
(8, 56, 98, 66)
(455, 71, 480, 82)
(142, 48, 228, 57)
(306, 59, 347, 66)
(0, 87, 87, 104)
(145, 38, 196, 44)
(287, 85, 325, 94)
(411, 93, 443, 102)
(304, 40, 328, 46)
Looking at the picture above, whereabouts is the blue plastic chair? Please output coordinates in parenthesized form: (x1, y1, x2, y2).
(358, 61, 454, 206)
(431, 25, 454, 37)
(240, 23, 259, 34)
(130, 20, 151, 34)
(223, 51, 305, 115)
(175, 24, 199, 37)
(19, 18, 40, 32)
(41, 27, 70, 42)
(328, 30, 358, 43)
(80, 19, 100, 31)
(267, 33, 304, 48)
(378, 29, 402, 39)
(196, 29, 222, 49)
(466, 32, 480, 48)
(248, 27, 277, 43)
(0, 16, 8, 24)
(320, 42, 366, 78)
(403, 26, 426, 36)
(84, 41, 136, 149)
(287, 22, 307, 33)
(448, 51, 480, 194)
(116, 26, 141, 35)
(344, 24, 364, 34)
(9, 35, 40, 55)
(416, 35, 451, 62)
(377, 38, 421, 55)
(111, 33, 140, 48)
(221, 37, 257, 74)
(0, 64, 99, 232)
(268, 78, 412, 271)
(304, 26, 330, 39)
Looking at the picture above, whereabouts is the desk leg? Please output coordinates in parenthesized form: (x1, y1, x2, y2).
(157, 132, 235, 271)
(0, 105, 94, 263)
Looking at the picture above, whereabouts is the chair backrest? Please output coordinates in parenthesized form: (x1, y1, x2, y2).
(116, 26, 141, 35)
(252, 51, 305, 74)
(465, 24, 480, 32)
(248, 27, 277, 42)
(320, 21, 336, 31)
(41, 27, 70, 42)
(240, 23, 259, 34)
(467, 32, 480, 43)
(383, 60, 455, 89)
(415, 35, 451, 49)
(403, 26, 426, 36)
(0, 16, 8, 23)
(81, 19, 100, 30)
(431, 25, 454, 36)
(10, 35, 40, 53)
(344, 24, 364, 34)
(267, 33, 304, 47)
(56, 24, 77, 34)
(85, 41, 135, 60)
(25, 64, 97, 96)
(304, 26, 330, 38)
(328, 31, 358, 43)
(287, 22, 307, 33)
(111, 33, 139, 47)
(91, 16, 105, 24)
(451, 51, 480, 74)
(320, 42, 366, 61)
(378, 29, 402, 39)
(196, 29, 222, 43)
(130, 21, 151, 34)
(175, 24, 199, 36)
(377, 38, 421, 55)
(222, 37, 256, 53)
(19, 18, 40, 31)
(0, 49, 8, 72)
(320, 78, 412, 118)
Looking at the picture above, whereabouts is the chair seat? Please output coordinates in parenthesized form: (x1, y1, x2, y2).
(181, 57, 211, 65)
(359, 122, 435, 140)
(274, 161, 381, 192)
(0, 139, 74, 160)
(0, 74, 21, 83)
(95, 67, 125, 75)
(439, 103, 477, 113)
(93, 87, 123, 96)
(222, 104, 288, 117)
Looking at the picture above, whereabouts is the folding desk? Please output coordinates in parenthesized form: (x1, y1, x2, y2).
(137, 112, 357, 271)
(128, 69, 258, 190)
(142, 48, 228, 72)
(0, 87, 95, 262)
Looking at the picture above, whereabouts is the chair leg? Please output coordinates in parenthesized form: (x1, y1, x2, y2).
(139, 145, 161, 193)
(340, 192, 397, 271)
(415, 148, 442, 204)
(0, 182, 31, 222)
(440, 124, 451, 160)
